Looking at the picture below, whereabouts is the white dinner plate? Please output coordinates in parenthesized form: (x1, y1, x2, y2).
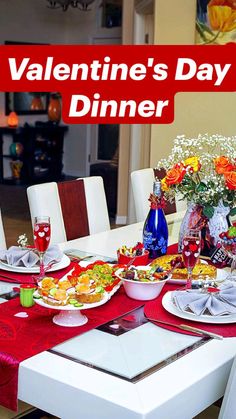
(162, 291, 236, 324)
(0, 254, 71, 274)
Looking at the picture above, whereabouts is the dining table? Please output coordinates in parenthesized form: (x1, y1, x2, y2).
(0, 220, 236, 419)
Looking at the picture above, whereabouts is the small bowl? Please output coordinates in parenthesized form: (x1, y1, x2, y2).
(115, 266, 169, 301)
(117, 250, 149, 266)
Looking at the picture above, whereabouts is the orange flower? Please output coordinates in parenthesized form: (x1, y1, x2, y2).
(184, 156, 201, 173)
(214, 156, 234, 174)
(165, 163, 186, 186)
(208, 0, 236, 32)
(224, 171, 236, 189)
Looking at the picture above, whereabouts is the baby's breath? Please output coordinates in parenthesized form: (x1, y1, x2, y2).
(156, 134, 236, 209)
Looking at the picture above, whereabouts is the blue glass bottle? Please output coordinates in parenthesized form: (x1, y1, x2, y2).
(143, 180, 168, 259)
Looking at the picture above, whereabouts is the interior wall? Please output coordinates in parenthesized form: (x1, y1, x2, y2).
(150, 0, 236, 167)
(0, 0, 121, 178)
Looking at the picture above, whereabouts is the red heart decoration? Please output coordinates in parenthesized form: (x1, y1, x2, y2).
(189, 244, 198, 252)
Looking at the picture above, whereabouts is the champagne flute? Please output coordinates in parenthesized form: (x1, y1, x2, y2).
(182, 229, 201, 289)
(33, 216, 51, 280)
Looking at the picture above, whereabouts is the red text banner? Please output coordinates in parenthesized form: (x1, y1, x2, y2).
(0, 44, 235, 124)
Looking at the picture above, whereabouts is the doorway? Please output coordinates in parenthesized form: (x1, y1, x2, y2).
(89, 123, 119, 217)
(88, 36, 121, 218)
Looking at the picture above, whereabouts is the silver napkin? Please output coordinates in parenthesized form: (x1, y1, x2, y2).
(0, 245, 63, 268)
(172, 283, 236, 316)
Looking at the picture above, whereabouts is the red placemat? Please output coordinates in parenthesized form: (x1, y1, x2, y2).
(144, 284, 236, 338)
(0, 287, 144, 411)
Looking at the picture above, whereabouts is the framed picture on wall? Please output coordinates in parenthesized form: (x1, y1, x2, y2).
(196, 0, 236, 45)
(5, 92, 49, 115)
(4, 40, 50, 115)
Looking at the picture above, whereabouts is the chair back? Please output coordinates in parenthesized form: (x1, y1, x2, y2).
(131, 168, 155, 222)
(219, 356, 236, 419)
(131, 168, 180, 223)
(27, 177, 110, 244)
(0, 210, 7, 250)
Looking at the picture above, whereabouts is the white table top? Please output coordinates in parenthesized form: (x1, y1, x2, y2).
(1, 222, 236, 419)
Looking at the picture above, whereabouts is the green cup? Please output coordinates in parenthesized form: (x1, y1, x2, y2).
(20, 284, 36, 308)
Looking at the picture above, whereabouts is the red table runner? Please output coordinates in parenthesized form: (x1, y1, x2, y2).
(0, 243, 197, 411)
(0, 287, 144, 411)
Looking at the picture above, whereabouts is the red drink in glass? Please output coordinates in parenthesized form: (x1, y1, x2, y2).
(34, 222, 51, 253)
(182, 229, 201, 289)
(182, 236, 201, 269)
(33, 216, 51, 282)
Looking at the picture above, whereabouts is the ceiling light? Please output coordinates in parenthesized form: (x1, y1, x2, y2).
(46, 0, 96, 11)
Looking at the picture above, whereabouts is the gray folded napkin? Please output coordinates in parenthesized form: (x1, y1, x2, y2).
(0, 245, 63, 268)
(172, 283, 236, 316)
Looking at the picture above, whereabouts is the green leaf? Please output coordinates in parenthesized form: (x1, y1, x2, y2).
(196, 21, 207, 41)
(198, 21, 215, 36)
(229, 207, 236, 217)
(195, 182, 207, 193)
(203, 205, 215, 219)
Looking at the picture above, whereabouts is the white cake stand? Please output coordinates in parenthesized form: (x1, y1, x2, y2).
(34, 292, 109, 327)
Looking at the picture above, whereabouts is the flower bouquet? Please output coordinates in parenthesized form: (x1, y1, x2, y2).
(156, 134, 236, 255)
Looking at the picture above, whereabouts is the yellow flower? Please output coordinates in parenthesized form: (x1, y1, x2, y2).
(184, 157, 201, 173)
(208, 1, 236, 32)
(161, 179, 168, 191)
(161, 177, 170, 192)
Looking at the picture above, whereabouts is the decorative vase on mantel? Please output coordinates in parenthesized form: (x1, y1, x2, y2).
(178, 200, 231, 256)
(48, 93, 61, 123)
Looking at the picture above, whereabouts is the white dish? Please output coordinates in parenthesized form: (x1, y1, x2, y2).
(116, 266, 169, 301)
(34, 291, 110, 327)
(34, 290, 109, 311)
(162, 291, 236, 324)
(0, 254, 70, 274)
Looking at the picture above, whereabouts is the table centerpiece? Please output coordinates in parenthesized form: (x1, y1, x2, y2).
(156, 134, 236, 255)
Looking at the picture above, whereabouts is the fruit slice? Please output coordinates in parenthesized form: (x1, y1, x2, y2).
(69, 299, 78, 305)
(49, 288, 57, 297)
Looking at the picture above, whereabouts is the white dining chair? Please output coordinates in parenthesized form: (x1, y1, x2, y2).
(0, 209, 6, 250)
(27, 177, 110, 244)
(131, 168, 187, 243)
(131, 168, 187, 222)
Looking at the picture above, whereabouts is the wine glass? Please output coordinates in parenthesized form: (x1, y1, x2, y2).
(182, 229, 201, 289)
(33, 216, 51, 281)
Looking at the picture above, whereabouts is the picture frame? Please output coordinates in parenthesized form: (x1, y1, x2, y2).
(5, 92, 50, 116)
(4, 40, 50, 115)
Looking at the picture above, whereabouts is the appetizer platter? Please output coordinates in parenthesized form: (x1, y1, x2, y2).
(33, 261, 122, 327)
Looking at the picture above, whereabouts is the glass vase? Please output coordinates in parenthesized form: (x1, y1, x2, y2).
(178, 200, 231, 256)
